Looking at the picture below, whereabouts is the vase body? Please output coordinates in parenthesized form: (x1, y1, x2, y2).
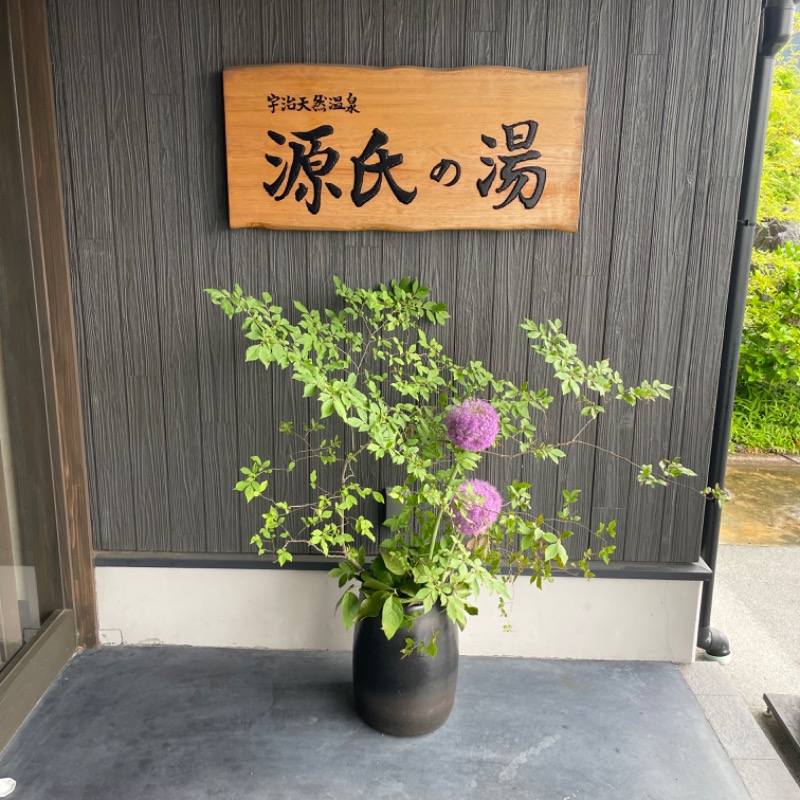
(352, 603, 459, 736)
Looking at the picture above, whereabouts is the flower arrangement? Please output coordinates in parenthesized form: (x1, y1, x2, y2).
(207, 277, 723, 655)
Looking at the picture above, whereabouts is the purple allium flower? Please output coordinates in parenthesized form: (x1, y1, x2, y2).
(450, 479, 502, 539)
(444, 399, 499, 452)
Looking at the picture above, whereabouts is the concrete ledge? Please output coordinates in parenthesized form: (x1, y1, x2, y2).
(94, 550, 713, 581)
(96, 566, 702, 662)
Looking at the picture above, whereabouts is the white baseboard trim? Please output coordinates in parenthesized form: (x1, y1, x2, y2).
(95, 566, 701, 663)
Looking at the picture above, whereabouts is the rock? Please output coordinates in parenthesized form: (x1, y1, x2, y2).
(754, 218, 800, 251)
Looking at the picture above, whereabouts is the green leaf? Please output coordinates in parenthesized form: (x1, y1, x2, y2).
(342, 591, 360, 630)
(381, 550, 407, 576)
(361, 575, 392, 593)
(357, 591, 387, 620)
(381, 595, 404, 640)
(320, 398, 334, 418)
(446, 595, 466, 628)
(369, 555, 395, 586)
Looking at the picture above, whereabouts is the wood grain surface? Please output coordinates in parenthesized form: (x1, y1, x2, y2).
(47, 0, 760, 563)
(224, 65, 587, 231)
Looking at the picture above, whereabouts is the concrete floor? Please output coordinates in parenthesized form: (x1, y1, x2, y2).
(713, 543, 800, 786)
(0, 647, 751, 800)
(711, 453, 800, 787)
(2, 454, 799, 798)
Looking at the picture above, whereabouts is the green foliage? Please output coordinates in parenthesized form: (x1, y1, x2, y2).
(208, 277, 715, 647)
(730, 384, 800, 454)
(758, 47, 800, 222)
(735, 20, 800, 453)
(739, 243, 800, 389)
(401, 632, 438, 659)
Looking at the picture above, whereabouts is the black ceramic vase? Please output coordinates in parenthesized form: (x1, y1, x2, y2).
(352, 603, 459, 736)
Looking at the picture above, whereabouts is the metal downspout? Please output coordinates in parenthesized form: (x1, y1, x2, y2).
(697, 0, 797, 662)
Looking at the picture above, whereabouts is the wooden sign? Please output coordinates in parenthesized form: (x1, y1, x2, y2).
(223, 65, 587, 232)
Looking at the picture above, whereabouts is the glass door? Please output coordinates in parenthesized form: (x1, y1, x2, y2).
(0, 297, 63, 673)
(0, 344, 26, 666)
(0, 0, 65, 668)
(0, 0, 86, 751)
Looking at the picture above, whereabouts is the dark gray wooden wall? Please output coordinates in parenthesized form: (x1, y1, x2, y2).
(47, 0, 759, 563)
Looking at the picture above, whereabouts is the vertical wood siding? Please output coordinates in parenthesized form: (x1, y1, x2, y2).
(47, 0, 759, 562)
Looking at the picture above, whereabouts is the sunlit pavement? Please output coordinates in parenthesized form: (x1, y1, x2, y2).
(713, 454, 800, 787)
(722, 456, 800, 547)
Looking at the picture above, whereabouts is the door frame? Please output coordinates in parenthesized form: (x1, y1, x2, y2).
(0, 0, 96, 750)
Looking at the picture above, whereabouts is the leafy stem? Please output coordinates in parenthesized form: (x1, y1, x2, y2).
(207, 277, 724, 641)
(428, 461, 462, 560)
